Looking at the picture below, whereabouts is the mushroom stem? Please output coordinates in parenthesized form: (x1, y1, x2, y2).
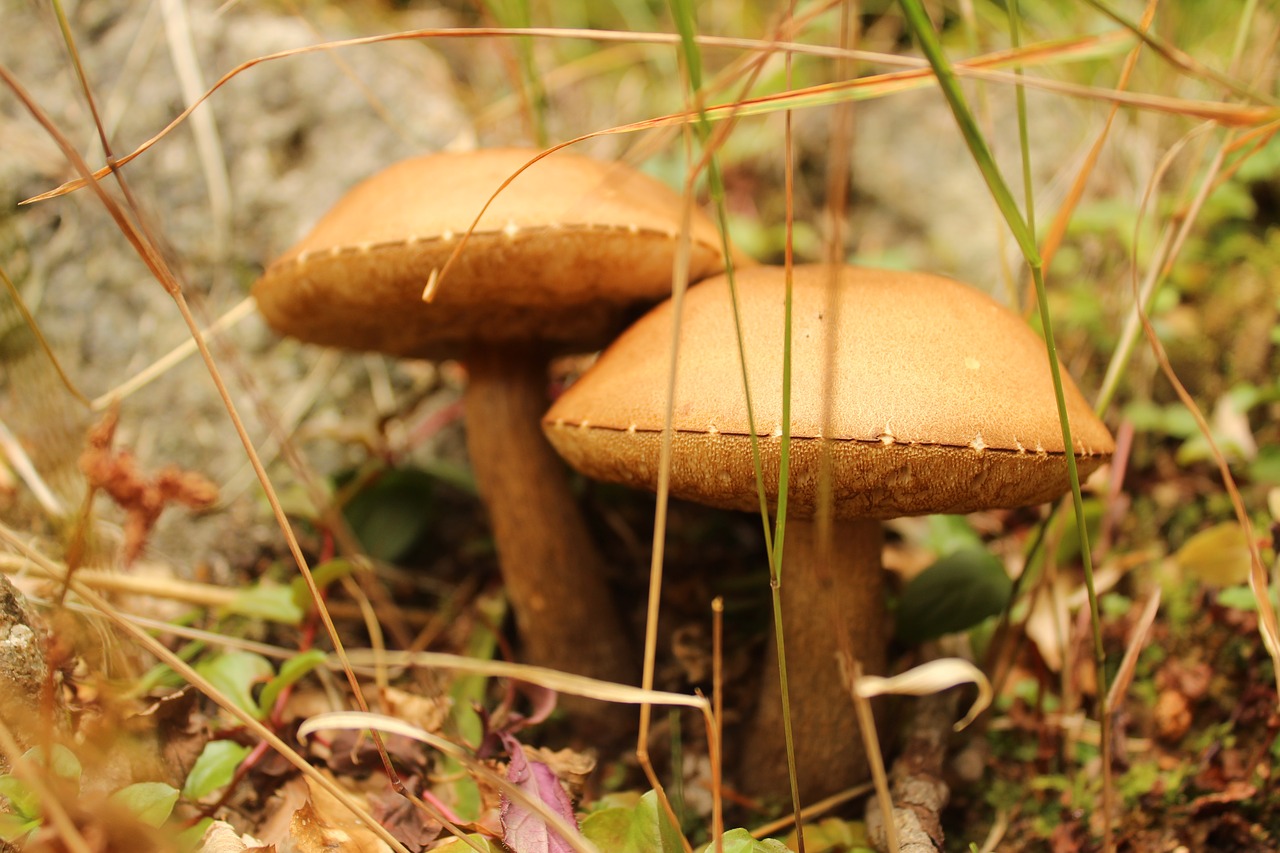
(462, 348, 638, 701)
(741, 517, 888, 803)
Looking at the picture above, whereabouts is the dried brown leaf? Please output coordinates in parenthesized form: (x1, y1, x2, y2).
(290, 773, 391, 853)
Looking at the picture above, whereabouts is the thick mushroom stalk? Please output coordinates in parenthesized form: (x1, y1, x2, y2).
(741, 518, 887, 802)
(464, 347, 637, 696)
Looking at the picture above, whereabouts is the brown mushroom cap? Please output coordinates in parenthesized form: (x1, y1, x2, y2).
(252, 148, 727, 359)
(544, 264, 1115, 518)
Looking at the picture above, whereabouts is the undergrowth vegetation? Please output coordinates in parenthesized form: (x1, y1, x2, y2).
(0, 0, 1278, 851)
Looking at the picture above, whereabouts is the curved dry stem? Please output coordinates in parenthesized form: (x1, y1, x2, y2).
(741, 517, 887, 803)
(464, 348, 637, 715)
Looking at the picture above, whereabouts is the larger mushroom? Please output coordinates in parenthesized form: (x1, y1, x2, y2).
(253, 148, 730, 694)
(542, 263, 1114, 799)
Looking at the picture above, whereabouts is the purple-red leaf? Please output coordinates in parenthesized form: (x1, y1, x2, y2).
(499, 732, 578, 853)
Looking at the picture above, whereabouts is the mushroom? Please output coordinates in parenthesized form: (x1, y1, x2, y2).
(252, 148, 731, 695)
(542, 263, 1114, 799)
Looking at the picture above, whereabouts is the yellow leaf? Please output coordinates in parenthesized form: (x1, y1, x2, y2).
(1175, 522, 1252, 587)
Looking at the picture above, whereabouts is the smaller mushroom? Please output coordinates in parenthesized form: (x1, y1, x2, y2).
(253, 148, 731, 698)
(542, 264, 1114, 800)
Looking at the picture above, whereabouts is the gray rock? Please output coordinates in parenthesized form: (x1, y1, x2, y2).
(2, 1, 471, 568)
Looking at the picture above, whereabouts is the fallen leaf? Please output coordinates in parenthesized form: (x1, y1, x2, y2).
(381, 688, 452, 735)
(290, 772, 391, 853)
(1189, 780, 1258, 815)
(197, 820, 274, 853)
(367, 783, 442, 851)
(1024, 565, 1123, 672)
(1154, 689, 1192, 742)
(522, 746, 597, 800)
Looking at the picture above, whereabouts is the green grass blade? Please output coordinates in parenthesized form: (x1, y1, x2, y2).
(897, 0, 1113, 844)
(896, 0, 1039, 265)
(670, 0, 806, 841)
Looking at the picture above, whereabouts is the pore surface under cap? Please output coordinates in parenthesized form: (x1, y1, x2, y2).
(252, 148, 726, 359)
(544, 264, 1115, 518)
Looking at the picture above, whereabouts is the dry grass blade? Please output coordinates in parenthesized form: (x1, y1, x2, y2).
(0, 524, 418, 853)
(814, 7, 895, 850)
(345, 649, 713, 710)
(1130, 210, 1280, 693)
(1031, 0, 1159, 304)
(1105, 591, 1162, 711)
(159, 0, 231, 262)
(0, 416, 66, 517)
(17, 24, 908, 205)
(1082, 0, 1280, 107)
(854, 658, 993, 731)
(89, 295, 256, 412)
(0, 556, 438, 626)
(31, 23, 1279, 208)
(747, 783, 874, 839)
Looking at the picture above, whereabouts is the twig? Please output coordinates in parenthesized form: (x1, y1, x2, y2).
(864, 685, 961, 853)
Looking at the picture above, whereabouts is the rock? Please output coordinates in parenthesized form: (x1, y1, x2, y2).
(1, 2, 471, 568)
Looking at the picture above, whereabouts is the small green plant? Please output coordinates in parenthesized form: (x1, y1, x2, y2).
(0, 744, 178, 844)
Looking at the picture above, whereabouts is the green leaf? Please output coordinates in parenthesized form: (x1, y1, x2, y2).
(0, 812, 40, 842)
(176, 817, 216, 851)
(1218, 585, 1260, 611)
(182, 740, 252, 800)
(257, 649, 328, 718)
(26, 744, 82, 788)
(706, 828, 790, 853)
(1215, 583, 1280, 614)
(224, 583, 303, 625)
(925, 515, 984, 555)
(895, 547, 1013, 644)
(581, 791, 683, 853)
(194, 651, 274, 719)
(0, 775, 37, 818)
(420, 460, 477, 495)
(109, 782, 179, 827)
(1248, 444, 1280, 485)
(342, 467, 437, 562)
